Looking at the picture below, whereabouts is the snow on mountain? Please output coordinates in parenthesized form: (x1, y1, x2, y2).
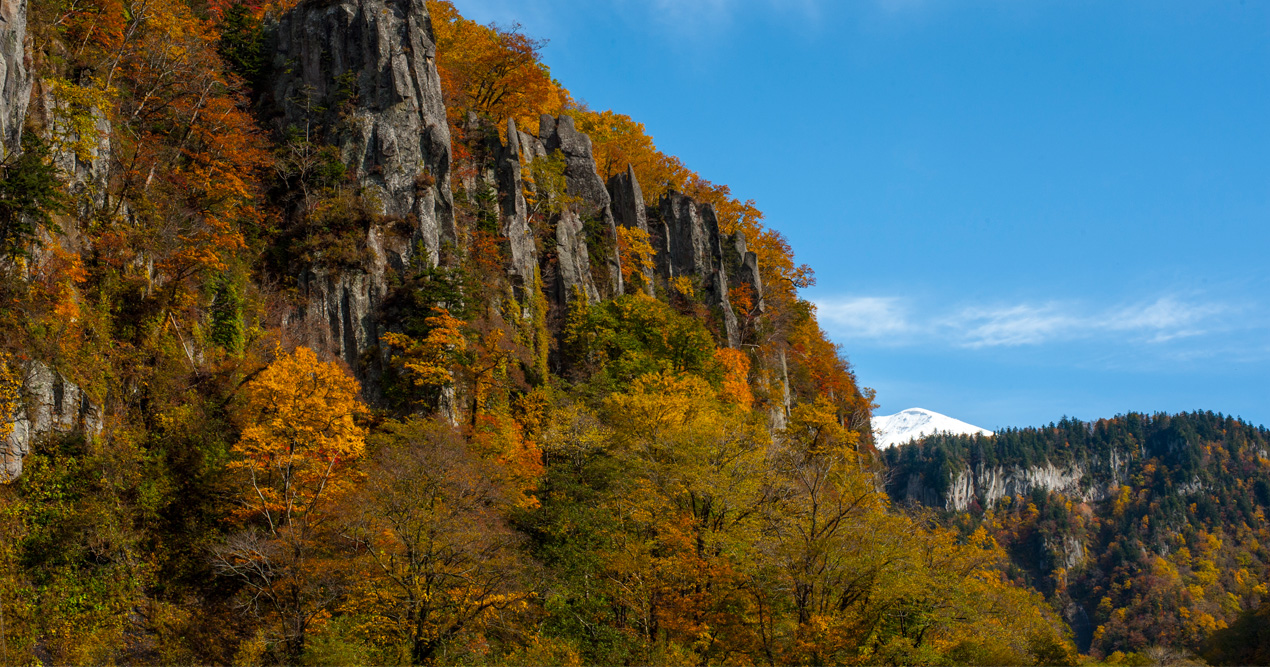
(872, 408, 993, 450)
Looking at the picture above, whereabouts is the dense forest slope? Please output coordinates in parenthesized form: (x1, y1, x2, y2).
(885, 412, 1270, 662)
(0, 0, 1084, 663)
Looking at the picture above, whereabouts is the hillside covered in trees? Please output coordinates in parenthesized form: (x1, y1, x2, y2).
(885, 412, 1270, 663)
(0, 0, 1084, 663)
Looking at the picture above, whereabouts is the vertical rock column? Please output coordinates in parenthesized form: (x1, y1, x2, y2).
(538, 115, 622, 301)
(0, 0, 31, 160)
(608, 165, 654, 296)
(727, 231, 765, 314)
(657, 192, 740, 348)
(497, 118, 539, 297)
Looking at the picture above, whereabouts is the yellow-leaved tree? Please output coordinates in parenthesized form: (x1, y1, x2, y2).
(598, 371, 771, 663)
(382, 307, 467, 391)
(213, 346, 367, 663)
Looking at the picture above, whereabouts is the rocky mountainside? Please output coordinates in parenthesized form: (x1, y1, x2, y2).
(1, 2, 1012, 663)
(884, 416, 1141, 512)
(0, 0, 783, 480)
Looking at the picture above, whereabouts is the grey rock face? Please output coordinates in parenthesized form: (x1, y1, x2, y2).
(538, 114, 621, 297)
(659, 193, 712, 279)
(607, 166, 653, 295)
(0, 0, 30, 159)
(285, 269, 379, 380)
(3, 362, 102, 483)
(283, 217, 418, 397)
(915, 461, 1112, 512)
(517, 128, 547, 161)
(271, 0, 455, 393)
(272, 0, 454, 266)
(769, 348, 792, 430)
(497, 118, 538, 295)
(657, 192, 740, 347)
(38, 82, 112, 214)
(553, 209, 599, 304)
(727, 231, 764, 314)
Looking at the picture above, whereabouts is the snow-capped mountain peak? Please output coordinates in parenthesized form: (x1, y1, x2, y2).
(871, 408, 993, 449)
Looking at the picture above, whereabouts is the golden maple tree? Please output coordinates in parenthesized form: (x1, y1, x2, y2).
(215, 346, 368, 662)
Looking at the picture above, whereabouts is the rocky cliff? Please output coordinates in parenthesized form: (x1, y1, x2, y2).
(259, 0, 769, 396)
(270, 0, 453, 389)
(0, 0, 107, 481)
(0, 0, 30, 160)
(886, 425, 1157, 512)
(1, 0, 772, 480)
(907, 460, 1108, 511)
(2, 363, 101, 482)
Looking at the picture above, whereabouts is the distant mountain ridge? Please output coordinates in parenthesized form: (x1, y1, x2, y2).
(880, 411, 1270, 659)
(872, 407, 993, 449)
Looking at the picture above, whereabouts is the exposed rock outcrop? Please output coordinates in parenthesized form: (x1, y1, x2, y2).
(656, 192, 740, 347)
(271, 0, 454, 261)
(727, 231, 764, 314)
(901, 460, 1116, 512)
(37, 83, 113, 215)
(0, 0, 30, 159)
(0, 0, 110, 482)
(3, 363, 102, 482)
(271, 0, 454, 392)
(608, 165, 653, 295)
(497, 118, 538, 295)
(538, 114, 621, 299)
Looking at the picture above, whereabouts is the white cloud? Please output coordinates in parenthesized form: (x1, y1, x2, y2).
(953, 303, 1077, 348)
(813, 292, 1254, 351)
(1103, 297, 1228, 341)
(814, 296, 913, 340)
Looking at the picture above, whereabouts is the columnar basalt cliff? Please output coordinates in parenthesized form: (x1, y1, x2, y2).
(482, 113, 764, 349)
(654, 192, 741, 347)
(1, 0, 775, 480)
(536, 114, 618, 304)
(270, 0, 453, 387)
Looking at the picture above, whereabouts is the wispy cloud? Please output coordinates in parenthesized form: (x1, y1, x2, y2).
(953, 303, 1076, 348)
(815, 296, 913, 339)
(813, 293, 1254, 352)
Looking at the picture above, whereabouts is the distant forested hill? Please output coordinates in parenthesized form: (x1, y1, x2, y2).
(884, 411, 1270, 660)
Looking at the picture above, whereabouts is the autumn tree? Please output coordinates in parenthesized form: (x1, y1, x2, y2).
(599, 371, 771, 663)
(342, 418, 530, 665)
(214, 346, 367, 662)
(428, 0, 567, 133)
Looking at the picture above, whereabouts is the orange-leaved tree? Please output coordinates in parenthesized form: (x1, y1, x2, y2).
(382, 307, 467, 391)
(616, 225, 656, 293)
(342, 418, 530, 665)
(214, 346, 367, 663)
(427, 0, 567, 135)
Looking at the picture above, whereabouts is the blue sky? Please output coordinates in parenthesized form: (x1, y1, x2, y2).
(450, 0, 1270, 430)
